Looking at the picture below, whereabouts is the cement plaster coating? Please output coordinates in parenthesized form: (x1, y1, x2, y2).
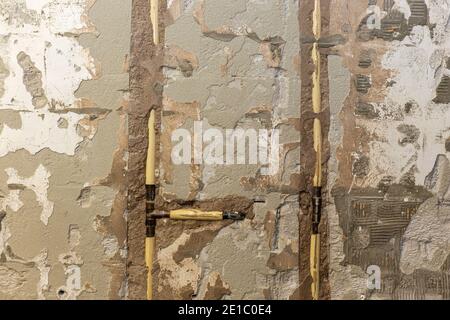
(328, 0, 450, 299)
(0, 0, 130, 299)
(147, 0, 301, 299)
(327, 55, 368, 300)
(4, 0, 450, 301)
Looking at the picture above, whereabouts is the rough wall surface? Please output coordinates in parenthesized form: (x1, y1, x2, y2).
(127, 0, 164, 300)
(298, 0, 332, 299)
(328, 0, 450, 299)
(0, 0, 130, 299)
(145, 0, 301, 300)
(5, 0, 450, 301)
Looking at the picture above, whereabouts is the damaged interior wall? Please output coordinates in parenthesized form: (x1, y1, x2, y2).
(4, 0, 450, 301)
(0, 0, 130, 299)
(327, 0, 450, 299)
(128, 0, 301, 300)
(156, 0, 301, 300)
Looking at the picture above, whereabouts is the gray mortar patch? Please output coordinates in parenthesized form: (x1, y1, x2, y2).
(355, 102, 378, 119)
(356, 75, 371, 94)
(318, 34, 346, 48)
(352, 155, 370, 177)
(384, 0, 395, 11)
(329, 0, 450, 300)
(397, 124, 420, 146)
(357, 0, 429, 42)
(16, 51, 48, 109)
(407, 0, 428, 30)
(333, 184, 439, 298)
(0, 56, 9, 98)
(433, 76, 450, 104)
(424, 155, 450, 198)
(358, 51, 372, 69)
(0, 110, 22, 132)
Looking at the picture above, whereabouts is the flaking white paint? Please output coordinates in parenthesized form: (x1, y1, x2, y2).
(5, 165, 54, 225)
(0, 0, 129, 300)
(362, 4, 450, 187)
(25, 0, 51, 12)
(157, 233, 201, 295)
(0, 0, 97, 158)
(34, 249, 50, 299)
(393, 0, 411, 19)
(0, 112, 84, 157)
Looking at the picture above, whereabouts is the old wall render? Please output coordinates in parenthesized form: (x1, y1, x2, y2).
(127, 0, 164, 300)
(0, 0, 130, 299)
(8, 0, 450, 301)
(328, 0, 450, 299)
(298, 0, 332, 299)
(139, 0, 302, 300)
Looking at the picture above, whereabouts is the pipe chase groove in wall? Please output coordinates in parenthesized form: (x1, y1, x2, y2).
(310, 0, 323, 301)
(144, 1, 245, 300)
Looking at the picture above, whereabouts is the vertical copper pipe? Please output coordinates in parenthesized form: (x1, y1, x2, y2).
(145, 109, 156, 300)
(310, 0, 322, 301)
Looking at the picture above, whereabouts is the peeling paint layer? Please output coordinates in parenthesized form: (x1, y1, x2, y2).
(5, 165, 54, 225)
(0, 0, 130, 299)
(329, 0, 450, 299)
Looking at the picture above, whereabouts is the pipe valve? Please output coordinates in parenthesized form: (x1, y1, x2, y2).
(223, 211, 246, 220)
